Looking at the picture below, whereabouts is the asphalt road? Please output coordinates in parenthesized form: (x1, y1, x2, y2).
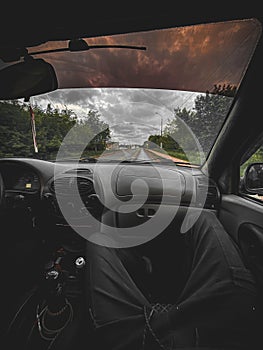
(98, 148, 167, 162)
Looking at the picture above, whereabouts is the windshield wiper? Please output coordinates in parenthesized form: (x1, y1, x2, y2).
(120, 159, 198, 166)
(29, 39, 146, 56)
(54, 157, 97, 163)
(97, 159, 172, 164)
(79, 157, 97, 163)
(120, 160, 152, 164)
(173, 161, 200, 167)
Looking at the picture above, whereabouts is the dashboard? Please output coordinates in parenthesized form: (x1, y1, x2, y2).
(0, 158, 221, 239)
(3, 167, 41, 193)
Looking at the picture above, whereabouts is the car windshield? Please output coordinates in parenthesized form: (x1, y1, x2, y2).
(0, 18, 261, 165)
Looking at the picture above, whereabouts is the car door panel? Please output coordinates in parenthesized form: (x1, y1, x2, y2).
(219, 194, 263, 242)
(219, 194, 263, 292)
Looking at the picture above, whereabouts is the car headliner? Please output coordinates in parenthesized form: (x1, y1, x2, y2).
(0, 5, 262, 48)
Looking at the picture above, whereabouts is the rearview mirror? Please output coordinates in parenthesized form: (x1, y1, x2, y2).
(0, 58, 58, 100)
(243, 163, 263, 195)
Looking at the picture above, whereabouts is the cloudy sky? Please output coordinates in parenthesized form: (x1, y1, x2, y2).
(29, 18, 261, 145)
(33, 87, 198, 145)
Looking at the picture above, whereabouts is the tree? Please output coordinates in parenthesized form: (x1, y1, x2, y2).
(32, 103, 77, 159)
(82, 110, 111, 152)
(164, 84, 235, 156)
(147, 134, 181, 151)
(0, 100, 112, 160)
(0, 101, 32, 157)
(147, 134, 162, 148)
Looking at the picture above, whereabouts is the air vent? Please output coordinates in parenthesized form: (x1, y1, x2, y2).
(50, 176, 94, 196)
(64, 168, 93, 175)
(196, 176, 220, 209)
(77, 177, 94, 195)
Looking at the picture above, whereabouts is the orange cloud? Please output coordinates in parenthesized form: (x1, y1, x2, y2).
(29, 18, 261, 94)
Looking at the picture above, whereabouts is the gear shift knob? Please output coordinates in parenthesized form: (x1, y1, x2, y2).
(44, 268, 66, 312)
(45, 269, 59, 280)
(75, 256, 85, 269)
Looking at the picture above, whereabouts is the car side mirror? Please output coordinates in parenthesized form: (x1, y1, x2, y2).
(0, 57, 58, 100)
(243, 163, 263, 195)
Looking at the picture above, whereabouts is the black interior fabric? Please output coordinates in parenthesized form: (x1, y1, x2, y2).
(85, 211, 260, 349)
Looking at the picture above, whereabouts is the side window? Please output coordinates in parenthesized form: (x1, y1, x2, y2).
(240, 145, 263, 202)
